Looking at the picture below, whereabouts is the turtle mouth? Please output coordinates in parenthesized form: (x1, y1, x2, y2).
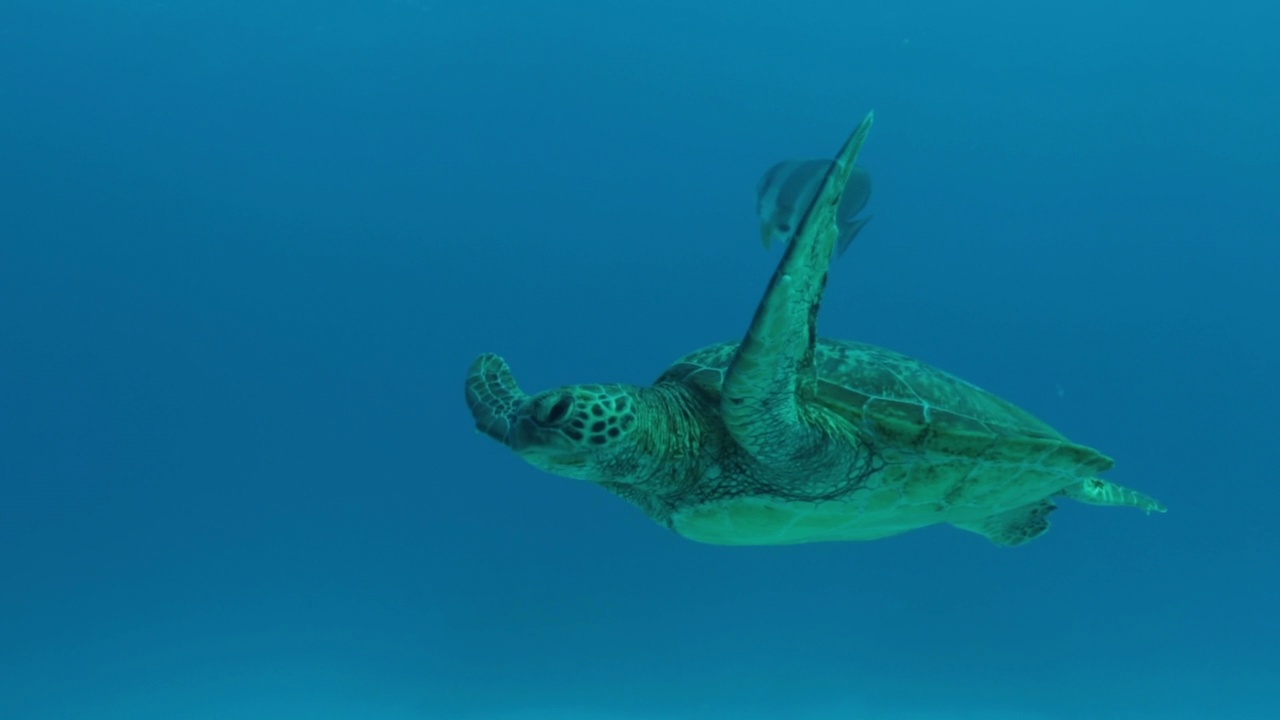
(507, 404, 584, 454)
(508, 416, 553, 453)
(465, 353, 528, 447)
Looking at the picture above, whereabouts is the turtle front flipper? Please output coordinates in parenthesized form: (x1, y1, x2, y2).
(465, 353, 529, 445)
(722, 112, 874, 465)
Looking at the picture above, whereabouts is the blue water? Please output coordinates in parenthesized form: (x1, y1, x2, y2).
(2, 1, 1277, 718)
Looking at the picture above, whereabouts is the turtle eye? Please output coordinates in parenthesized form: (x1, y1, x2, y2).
(543, 396, 573, 425)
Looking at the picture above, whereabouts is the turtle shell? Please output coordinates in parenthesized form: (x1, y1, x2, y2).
(659, 337, 1112, 481)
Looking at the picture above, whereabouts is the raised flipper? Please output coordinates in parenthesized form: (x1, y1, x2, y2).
(722, 112, 874, 466)
(1060, 478, 1167, 514)
(953, 499, 1058, 547)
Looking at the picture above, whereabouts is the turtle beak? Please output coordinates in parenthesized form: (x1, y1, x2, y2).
(465, 353, 528, 448)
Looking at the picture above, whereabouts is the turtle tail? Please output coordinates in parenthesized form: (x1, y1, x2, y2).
(465, 353, 528, 446)
(1060, 478, 1167, 514)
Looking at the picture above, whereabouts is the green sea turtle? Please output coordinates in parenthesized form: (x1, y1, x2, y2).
(465, 112, 1165, 547)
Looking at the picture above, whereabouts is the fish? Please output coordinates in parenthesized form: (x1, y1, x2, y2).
(755, 159, 872, 257)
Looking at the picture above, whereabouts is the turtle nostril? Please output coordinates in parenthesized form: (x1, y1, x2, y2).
(545, 396, 573, 425)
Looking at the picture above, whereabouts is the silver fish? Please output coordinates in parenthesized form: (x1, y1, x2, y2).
(756, 159, 872, 257)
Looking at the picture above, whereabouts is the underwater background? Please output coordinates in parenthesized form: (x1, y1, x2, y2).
(2, 1, 1278, 718)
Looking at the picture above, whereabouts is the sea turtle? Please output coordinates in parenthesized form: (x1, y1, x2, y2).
(464, 112, 1165, 547)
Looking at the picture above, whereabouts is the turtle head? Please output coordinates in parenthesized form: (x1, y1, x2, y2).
(465, 353, 646, 482)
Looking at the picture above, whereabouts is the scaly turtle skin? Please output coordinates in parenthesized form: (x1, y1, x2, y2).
(465, 113, 1164, 547)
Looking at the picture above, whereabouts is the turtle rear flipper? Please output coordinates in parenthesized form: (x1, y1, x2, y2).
(953, 499, 1057, 547)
